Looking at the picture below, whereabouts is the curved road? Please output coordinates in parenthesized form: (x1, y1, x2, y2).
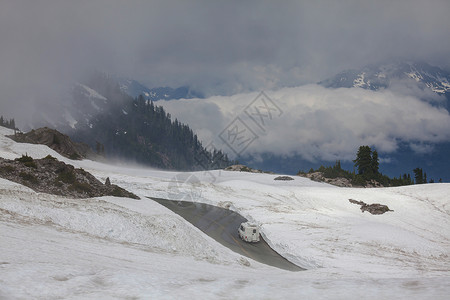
(150, 197, 304, 272)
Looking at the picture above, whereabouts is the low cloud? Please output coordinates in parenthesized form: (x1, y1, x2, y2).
(159, 85, 450, 163)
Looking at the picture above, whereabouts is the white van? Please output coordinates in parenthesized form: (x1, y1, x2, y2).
(238, 222, 260, 242)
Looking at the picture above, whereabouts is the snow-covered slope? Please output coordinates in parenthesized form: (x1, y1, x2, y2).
(0, 126, 449, 299)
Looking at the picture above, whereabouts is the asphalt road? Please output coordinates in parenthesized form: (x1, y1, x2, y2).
(150, 197, 304, 272)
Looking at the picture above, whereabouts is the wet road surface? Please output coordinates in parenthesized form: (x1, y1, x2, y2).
(150, 197, 304, 272)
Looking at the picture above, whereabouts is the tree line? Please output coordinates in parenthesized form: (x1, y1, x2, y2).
(0, 116, 16, 130)
(300, 145, 441, 186)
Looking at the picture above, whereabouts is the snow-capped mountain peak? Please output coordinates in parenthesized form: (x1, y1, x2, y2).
(319, 61, 450, 95)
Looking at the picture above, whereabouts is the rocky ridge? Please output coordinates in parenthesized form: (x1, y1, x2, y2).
(224, 164, 274, 174)
(0, 155, 139, 199)
(8, 127, 94, 160)
(300, 172, 385, 188)
(302, 172, 354, 187)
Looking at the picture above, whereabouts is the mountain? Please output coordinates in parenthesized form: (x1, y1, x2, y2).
(117, 78, 203, 101)
(28, 81, 119, 131)
(28, 72, 232, 171)
(319, 61, 450, 96)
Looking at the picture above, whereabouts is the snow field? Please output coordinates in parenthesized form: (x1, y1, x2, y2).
(81, 161, 448, 277)
(0, 126, 449, 298)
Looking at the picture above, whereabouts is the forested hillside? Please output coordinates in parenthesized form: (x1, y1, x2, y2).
(70, 73, 232, 170)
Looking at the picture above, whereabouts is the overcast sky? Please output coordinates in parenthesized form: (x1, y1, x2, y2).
(1, 0, 449, 101)
(1, 0, 450, 159)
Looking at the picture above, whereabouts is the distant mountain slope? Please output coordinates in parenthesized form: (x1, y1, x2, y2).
(26, 72, 232, 171)
(117, 78, 203, 101)
(319, 61, 450, 95)
(66, 73, 232, 170)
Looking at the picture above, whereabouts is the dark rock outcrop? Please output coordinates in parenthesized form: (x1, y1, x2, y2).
(8, 127, 94, 160)
(349, 199, 393, 215)
(0, 155, 139, 199)
(302, 172, 353, 187)
(274, 176, 294, 181)
(224, 164, 274, 174)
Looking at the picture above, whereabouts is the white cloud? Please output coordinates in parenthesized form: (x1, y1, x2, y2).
(409, 142, 435, 154)
(159, 85, 450, 162)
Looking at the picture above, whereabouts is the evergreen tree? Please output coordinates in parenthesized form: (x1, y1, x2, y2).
(0, 116, 16, 130)
(336, 160, 341, 170)
(371, 150, 379, 175)
(353, 145, 373, 177)
(413, 167, 423, 184)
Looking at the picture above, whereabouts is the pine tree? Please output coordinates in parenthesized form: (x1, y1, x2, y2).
(413, 168, 423, 184)
(336, 160, 341, 170)
(371, 150, 379, 175)
(353, 145, 373, 177)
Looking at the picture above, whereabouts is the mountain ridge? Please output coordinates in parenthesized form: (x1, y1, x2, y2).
(319, 61, 450, 96)
(117, 78, 203, 101)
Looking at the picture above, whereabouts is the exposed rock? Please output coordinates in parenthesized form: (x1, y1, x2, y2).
(218, 201, 232, 209)
(349, 199, 365, 206)
(349, 199, 393, 215)
(224, 164, 275, 174)
(8, 127, 94, 160)
(0, 155, 139, 199)
(224, 164, 262, 173)
(303, 172, 353, 187)
(364, 179, 384, 188)
(300, 172, 386, 188)
(239, 257, 251, 267)
(274, 176, 294, 181)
